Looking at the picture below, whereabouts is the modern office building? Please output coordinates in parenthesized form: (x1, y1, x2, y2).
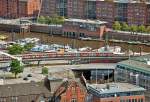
(88, 83, 146, 102)
(116, 54, 150, 102)
(62, 18, 108, 39)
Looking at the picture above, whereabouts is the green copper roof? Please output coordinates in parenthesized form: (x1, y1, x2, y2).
(117, 59, 150, 74)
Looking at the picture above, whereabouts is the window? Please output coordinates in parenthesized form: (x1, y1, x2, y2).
(71, 98, 77, 102)
(11, 97, 18, 102)
(0, 98, 6, 102)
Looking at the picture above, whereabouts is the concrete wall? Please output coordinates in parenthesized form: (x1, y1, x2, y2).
(0, 24, 20, 32)
(30, 24, 62, 35)
(0, 23, 62, 35)
(107, 31, 150, 42)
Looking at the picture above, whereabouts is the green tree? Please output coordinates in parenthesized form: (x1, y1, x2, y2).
(138, 25, 146, 33)
(57, 16, 65, 24)
(8, 44, 24, 55)
(10, 60, 24, 78)
(42, 67, 48, 75)
(112, 21, 121, 30)
(130, 25, 138, 34)
(24, 43, 35, 51)
(121, 22, 129, 31)
(37, 16, 45, 24)
(146, 26, 150, 33)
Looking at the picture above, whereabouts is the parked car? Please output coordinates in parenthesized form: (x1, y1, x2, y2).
(23, 77, 28, 81)
(79, 37, 92, 41)
(27, 74, 32, 77)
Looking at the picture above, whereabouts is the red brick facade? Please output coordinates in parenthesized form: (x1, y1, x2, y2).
(67, 0, 85, 19)
(93, 95, 145, 102)
(63, 19, 107, 39)
(52, 80, 87, 102)
(41, 0, 57, 17)
(60, 81, 86, 102)
(0, 0, 40, 18)
(127, 3, 147, 26)
(96, 1, 115, 27)
(146, 4, 150, 25)
(0, 0, 18, 18)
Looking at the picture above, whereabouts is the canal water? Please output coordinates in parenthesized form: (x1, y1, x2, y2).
(1, 31, 150, 52)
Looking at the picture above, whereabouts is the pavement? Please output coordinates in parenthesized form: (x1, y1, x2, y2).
(0, 63, 117, 85)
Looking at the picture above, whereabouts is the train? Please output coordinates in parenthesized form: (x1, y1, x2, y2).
(0, 52, 126, 61)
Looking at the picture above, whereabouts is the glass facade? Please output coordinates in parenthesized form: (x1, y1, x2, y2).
(116, 64, 150, 90)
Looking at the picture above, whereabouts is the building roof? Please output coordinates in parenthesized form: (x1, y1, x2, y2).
(51, 79, 87, 101)
(87, 0, 150, 4)
(19, 0, 28, 2)
(117, 54, 150, 74)
(71, 63, 116, 70)
(65, 18, 107, 25)
(0, 82, 51, 97)
(88, 82, 146, 95)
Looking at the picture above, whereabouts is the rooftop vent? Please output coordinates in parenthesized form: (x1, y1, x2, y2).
(147, 61, 150, 65)
(0, 79, 4, 85)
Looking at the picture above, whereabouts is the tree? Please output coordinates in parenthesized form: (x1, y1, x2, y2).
(42, 67, 48, 75)
(10, 60, 24, 78)
(8, 44, 24, 55)
(121, 22, 129, 31)
(112, 21, 121, 30)
(24, 43, 35, 51)
(138, 25, 146, 33)
(130, 25, 138, 34)
(146, 26, 150, 33)
(44, 16, 52, 24)
(37, 16, 45, 24)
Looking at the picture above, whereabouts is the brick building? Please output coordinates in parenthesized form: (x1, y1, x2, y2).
(50, 79, 87, 102)
(40, 0, 150, 26)
(67, 0, 85, 19)
(96, 1, 115, 27)
(146, 4, 150, 25)
(19, 0, 40, 17)
(0, 82, 51, 102)
(0, 0, 40, 18)
(0, 0, 19, 18)
(62, 18, 107, 39)
(88, 83, 146, 102)
(127, 2, 147, 26)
